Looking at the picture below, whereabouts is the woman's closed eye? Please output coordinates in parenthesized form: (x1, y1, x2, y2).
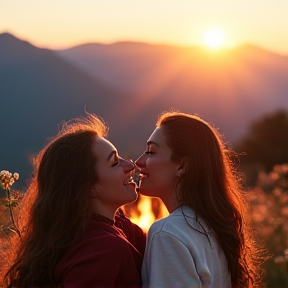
(111, 161, 119, 167)
(111, 153, 119, 167)
(108, 150, 119, 167)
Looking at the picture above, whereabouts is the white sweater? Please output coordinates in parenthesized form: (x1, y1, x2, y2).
(142, 206, 231, 288)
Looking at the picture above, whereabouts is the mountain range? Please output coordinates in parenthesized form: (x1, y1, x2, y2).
(1, 32, 288, 189)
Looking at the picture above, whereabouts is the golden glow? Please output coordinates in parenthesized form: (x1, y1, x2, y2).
(204, 28, 225, 49)
(129, 195, 155, 232)
(124, 195, 168, 233)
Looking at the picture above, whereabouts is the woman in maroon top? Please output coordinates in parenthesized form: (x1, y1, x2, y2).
(2, 113, 145, 288)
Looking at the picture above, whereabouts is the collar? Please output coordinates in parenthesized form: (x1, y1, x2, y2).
(171, 205, 196, 218)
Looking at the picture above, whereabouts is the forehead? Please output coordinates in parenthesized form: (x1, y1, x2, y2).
(92, 136, 116, 159)
(148, 127, 166, 145)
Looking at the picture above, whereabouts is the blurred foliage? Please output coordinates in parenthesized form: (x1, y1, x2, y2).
(236, 110, 288, 186)
(248, 164, 288, 287)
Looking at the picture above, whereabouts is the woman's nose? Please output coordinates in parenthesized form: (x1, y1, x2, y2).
(122, 159, 135, 174)
(135, 154, 146, 168)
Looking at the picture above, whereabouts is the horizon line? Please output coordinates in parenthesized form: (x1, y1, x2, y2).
(1, 30, 288, 57)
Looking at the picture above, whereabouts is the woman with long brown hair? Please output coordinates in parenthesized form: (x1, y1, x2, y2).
(136, 111, 262, 288)
(2, 112, 145, 288)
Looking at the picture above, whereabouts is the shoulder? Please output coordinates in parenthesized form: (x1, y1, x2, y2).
(147, 206, 211, 244)
(148, 206, 194, 234)
(55, 222, 134, 275)
(55, 222, 142, 288)
(74, 222, 134, 259)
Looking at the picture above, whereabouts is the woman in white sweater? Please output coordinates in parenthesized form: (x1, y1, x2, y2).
(136, 111, 262, 288)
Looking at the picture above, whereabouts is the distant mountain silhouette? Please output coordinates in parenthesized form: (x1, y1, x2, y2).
(1, 32, 288, 189)
(56, 41, 288, 140)
(0, 33, 134, 189)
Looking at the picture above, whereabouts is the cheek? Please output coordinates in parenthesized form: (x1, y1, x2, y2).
(146, 157, 163, 171)
(96, 171, 122, 191)
(147, 157, 175, 180)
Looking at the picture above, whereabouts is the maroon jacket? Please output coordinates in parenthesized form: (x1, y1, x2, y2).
(55, 211, 146, 288)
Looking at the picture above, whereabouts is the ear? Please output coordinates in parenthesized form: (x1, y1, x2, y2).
(90, 188, 98, 199)
(176, 157, 188, 177)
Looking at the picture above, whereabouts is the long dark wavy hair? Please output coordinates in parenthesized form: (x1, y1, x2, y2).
(2, 113, 108, 287)
(157, 111, 262, 288)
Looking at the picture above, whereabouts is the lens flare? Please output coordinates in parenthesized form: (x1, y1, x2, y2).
(204, 28, 224, 49)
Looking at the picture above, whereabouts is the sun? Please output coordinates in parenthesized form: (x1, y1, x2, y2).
(204, 28, 225, 49)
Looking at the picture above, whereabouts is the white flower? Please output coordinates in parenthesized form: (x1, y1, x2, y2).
(13, 173, 19, 180)
(0, 170, 12, 178)
(0, 170, 19, 189)
(9, 178, 15, 186)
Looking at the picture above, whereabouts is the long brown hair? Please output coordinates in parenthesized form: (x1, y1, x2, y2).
(2, 113, 108, 287)
(157, 111, 262, 287)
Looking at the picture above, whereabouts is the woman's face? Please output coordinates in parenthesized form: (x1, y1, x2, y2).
(92, 136, 138, 211)
(135, 126, 180, 200)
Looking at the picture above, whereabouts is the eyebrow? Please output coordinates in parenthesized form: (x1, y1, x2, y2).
(107, 150, 117, 161)
(147, 141, 160, 147)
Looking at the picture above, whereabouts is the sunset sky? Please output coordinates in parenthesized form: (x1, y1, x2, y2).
(1, 0, 288, 54)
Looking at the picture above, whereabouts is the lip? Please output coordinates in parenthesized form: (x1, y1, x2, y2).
(126, 181, 137, 190)
(123, 175, 134, 186)
(123, 176, 137, 191)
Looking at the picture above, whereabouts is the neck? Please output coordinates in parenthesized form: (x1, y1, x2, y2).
(161, 192, 179, 214)
(91, 201, 116, 220)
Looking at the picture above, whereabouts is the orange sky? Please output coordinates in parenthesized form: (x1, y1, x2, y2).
(1, 0, 288, 54)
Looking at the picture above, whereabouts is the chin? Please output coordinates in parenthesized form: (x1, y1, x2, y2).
(126, 187, 138, 202)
